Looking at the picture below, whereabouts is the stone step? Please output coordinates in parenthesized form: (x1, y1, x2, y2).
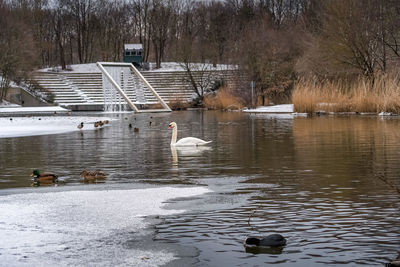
(33, 69, 237, 109)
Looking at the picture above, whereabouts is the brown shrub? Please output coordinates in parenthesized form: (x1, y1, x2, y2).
(168, 97, 190, 110)
(203, 86, 244, 110)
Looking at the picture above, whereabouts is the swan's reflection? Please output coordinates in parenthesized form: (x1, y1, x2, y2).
(171, 145, 212, 170)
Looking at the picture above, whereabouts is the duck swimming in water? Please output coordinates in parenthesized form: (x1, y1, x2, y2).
(244, 234, 287, 247)
(80, 170, 107, 182)
(31, 169, 58, 186)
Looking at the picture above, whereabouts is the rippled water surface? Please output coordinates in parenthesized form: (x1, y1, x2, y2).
(0, 111, 399, 266)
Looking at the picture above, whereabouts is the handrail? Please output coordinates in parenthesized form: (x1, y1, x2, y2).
(96, 62, 171, 113)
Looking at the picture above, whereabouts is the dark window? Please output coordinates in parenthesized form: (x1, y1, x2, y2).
(132, 51, 137, 56)
(138, 51, 142, 56)
(125, 51, 131, 56)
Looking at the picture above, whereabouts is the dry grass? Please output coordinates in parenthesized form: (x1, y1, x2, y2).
(203, 86, 244, 110)
(292, 75, 400, 113)
(168, 97, 190, 110)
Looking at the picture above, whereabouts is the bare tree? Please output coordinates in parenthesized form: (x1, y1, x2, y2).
(237, 17, 299, 104)
(0, 0, 36, 101)
(150, 0, 175, 68)
(307, 0, 400, 80)
(130, 0, 152, 62)
(96, 1, 133, 62)
(207, 2, 230, 67)
(65, 0, 98, 63)
(51, 1, 70, 69)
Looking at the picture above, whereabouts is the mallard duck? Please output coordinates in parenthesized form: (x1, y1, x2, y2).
(80, 170, 107, 182)
(94, 121, 100, 128)
(31, 169, 58, 185)
(244, 234, 287, 247)
(134, 127, 139, 132)
(77, 122, 84, 129)
(99, 121, 104, 127)
(104, 120, 109, 124)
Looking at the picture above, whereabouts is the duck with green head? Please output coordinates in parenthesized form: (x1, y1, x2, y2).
(31, 169, 58, 186)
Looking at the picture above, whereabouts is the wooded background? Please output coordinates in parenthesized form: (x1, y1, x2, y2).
(1, 0, 400, 103)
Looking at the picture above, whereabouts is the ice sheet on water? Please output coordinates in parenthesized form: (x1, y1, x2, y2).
(0, 186, 211, 266)
(0, 116, 113, 138)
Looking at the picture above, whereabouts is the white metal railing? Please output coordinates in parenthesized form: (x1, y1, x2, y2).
(97, 62, 171, 113)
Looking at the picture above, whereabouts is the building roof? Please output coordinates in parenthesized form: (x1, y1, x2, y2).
(124, 44, 143, 50)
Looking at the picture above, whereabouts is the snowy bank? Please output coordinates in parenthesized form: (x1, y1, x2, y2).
(0, 186, 211, 266)
(0, 116, 113, 138)
(0, 100, 20, 108)
(147, 62, 236, 72)
(0, 106, 68, 115)
(243, 104, 294, 113)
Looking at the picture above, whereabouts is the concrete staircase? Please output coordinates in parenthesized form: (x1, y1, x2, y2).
(33, 73, 86, 105)
(33, 69, 238, 111)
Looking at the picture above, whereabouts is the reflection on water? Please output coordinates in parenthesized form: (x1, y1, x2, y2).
(245, 245, 285, 255)
(0, 111, 399, 266)
(171, 145, 212, 170)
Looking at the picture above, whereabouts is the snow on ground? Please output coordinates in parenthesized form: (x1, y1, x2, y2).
(38, 62, 236, 73)
(0, 75, 19, 88)
(243, 104, 294, 113)
(39, 63, 101, 73)
(0, 106, 68, 114)
(0, 186, 211, 266)
(147, 62, 236, 72)
(0, 116, 113, 138)
(0, 100, 20, 107)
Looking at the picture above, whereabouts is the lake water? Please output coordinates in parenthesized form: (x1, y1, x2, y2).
(0, 111, 399, 266)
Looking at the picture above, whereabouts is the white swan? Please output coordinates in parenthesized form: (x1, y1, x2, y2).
(168, 122, 212, 146)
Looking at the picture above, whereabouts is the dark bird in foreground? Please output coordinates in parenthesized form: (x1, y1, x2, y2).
(31, 169, 58, 185)
(386, 251, 400, 267)
(244, 234, 287, 247)
(77, 122, 84, 129)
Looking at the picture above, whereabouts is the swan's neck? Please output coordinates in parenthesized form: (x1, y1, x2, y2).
(171, 126, 177, 145)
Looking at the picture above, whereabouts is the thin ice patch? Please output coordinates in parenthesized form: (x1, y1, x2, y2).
(0, 186, 210, 266)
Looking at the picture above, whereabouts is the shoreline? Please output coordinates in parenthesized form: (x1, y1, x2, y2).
(0, 184, 211, 266)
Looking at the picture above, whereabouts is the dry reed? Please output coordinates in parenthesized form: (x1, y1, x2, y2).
(203, 86, 244, 110)
(168, 97, 190, 110)
(292, 75, 400, 113)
